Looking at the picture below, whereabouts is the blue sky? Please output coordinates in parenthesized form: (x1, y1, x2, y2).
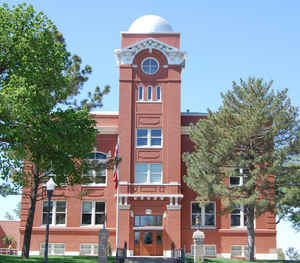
(1, 0, 299, 254)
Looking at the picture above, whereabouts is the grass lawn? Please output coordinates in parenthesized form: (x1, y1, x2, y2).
(0, 256, 299, 263)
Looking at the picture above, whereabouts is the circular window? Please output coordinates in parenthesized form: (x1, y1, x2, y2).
(141, 57, 159, 75)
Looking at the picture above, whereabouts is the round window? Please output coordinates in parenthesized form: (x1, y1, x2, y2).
(141, 57, 159, 75)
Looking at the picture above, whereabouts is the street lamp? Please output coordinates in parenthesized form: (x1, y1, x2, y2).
(44, 174, 56, 263)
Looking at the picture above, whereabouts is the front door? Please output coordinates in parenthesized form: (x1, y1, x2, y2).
(134, 231, 163, 256)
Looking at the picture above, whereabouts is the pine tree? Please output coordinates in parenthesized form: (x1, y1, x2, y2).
(183, 77, 300, 261)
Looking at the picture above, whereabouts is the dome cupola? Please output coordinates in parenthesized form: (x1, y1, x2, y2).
(128, 15, 173, 33)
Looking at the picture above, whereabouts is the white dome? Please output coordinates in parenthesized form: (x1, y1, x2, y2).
(128, 15, 173, 33)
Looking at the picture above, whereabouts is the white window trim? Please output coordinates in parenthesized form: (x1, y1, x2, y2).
(191, 201, 216, 229)
(40, 243, 65, 256)
(147, 86, 152, 101)
(80, 243, 98, 255)
(135, 163, 163, 184)
(82, 169, 107, 187)
(156, 86, 161, 101)
(230, 205, 255, 229)
(138, 86, 144, 101)
(229, 176, 246, 187)
(81, 201, 106, 227)
(136, 128, 163, 148)
(41, 200, 66, 227)
(141, 57, 160, 75)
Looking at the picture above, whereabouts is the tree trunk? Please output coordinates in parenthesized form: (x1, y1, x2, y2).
(21, 168, 40, 258)
(246, 205, 255, 261)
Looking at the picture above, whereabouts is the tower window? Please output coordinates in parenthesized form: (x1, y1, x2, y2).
(156, 86, 161, 101)
(138, 86, 144, 101)
(136, 129, 162, 148)
(141, 57, 159, 75)
(147, 86, 152, 100)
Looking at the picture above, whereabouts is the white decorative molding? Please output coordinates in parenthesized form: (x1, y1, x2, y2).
(145, 209, 152, 215)
(167, 204, 181, 210)
(114, 38, 186, 68)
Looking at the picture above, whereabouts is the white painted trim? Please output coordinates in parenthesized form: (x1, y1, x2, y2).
(119, 181, 180, 186)
(114, 37, 186, 68)
(90, 111, 119, 115)
(118, 193, 183, 198)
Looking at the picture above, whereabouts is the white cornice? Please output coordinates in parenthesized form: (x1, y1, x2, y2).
(114, 37, 186, 69)
(90, 111, 119, 115)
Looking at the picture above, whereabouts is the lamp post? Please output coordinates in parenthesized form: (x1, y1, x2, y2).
(44, 175, 56, 263)
(193, 214, 205, 262)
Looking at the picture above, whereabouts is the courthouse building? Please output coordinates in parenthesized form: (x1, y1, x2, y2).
(19, 15, 277, 258)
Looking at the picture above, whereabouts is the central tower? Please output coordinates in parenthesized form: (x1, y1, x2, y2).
(114, 15, 186, 256)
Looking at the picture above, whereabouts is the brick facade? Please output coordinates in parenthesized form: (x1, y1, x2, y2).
(19, 15, 277, 259)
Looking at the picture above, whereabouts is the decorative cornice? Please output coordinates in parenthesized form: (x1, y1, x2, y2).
(114, 38, 186, 68)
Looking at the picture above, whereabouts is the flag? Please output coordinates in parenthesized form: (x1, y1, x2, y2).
(113, 137, 120, 190)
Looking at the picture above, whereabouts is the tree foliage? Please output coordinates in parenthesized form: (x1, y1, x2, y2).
(0, 2, 110, 258)
(183, 77, 300, 261)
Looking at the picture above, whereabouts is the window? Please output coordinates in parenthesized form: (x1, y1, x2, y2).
(230, 206, 247, 227)
(134, 216, 163, 226)
(230, 176, 246, 187)
(136, 129, 162, 147)
(136, 163, 162, 184)
(231, 245, 251, 257)
(191, 202, 215, 228)
(147, 86, 152, 100)
(138, 86, 144, 101)
(84, 152, 107, 185)
(42, 201, 66, 226)
(40, 243, 65, 255)
(81, 201, 105, 226)
(156, 86, 161, 101)
(80, 244, 98, 255)
(83, 168, 106, 185)
(191, 245, 216, 257)
(141, 57, 159, 75)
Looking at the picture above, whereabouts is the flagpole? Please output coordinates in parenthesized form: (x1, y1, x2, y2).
(116, 168, 119, 254)
(115, 136, 120, 255)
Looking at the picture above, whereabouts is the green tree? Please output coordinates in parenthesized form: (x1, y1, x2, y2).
(2, 235, 17, 248)
(0, 3, 109, 258)
(183, 77, 300, 261)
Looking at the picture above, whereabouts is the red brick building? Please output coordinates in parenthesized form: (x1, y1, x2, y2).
(19, 15, 277, 259)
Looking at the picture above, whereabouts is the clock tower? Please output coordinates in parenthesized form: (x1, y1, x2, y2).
(114, 15, 186, 256)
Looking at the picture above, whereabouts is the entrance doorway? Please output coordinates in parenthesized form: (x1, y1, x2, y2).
(134, 231, 163, 256)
